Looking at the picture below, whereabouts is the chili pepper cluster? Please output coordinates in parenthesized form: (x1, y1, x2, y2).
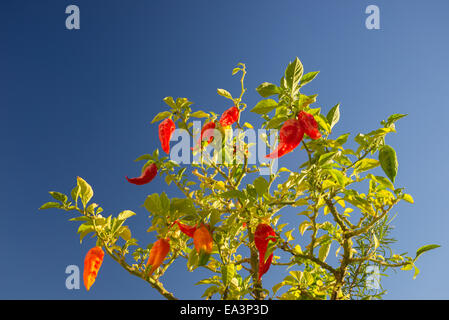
(117, 106, 318, 287)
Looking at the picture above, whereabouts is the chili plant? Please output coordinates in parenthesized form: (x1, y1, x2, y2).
(40, 57, 439, 300)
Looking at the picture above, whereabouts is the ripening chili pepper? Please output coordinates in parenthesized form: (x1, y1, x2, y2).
(193, 224, 213, 266)
(219, 106, 239, 127)
(147, 238, 170, 275)
(83, 246, 104, 291)
(297, 111, 321, 140)
(172, 220, 197, 238)
(265, 119, 304, 159)
(126, 163, 158, 185)
(200, 121, 216, 144)
(158, 118, 176, 154)
(254, 223, 276, 281)
(192, 121, 217, 150)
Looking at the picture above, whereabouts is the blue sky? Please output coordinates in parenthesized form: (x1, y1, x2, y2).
(1, 0, 448, 299)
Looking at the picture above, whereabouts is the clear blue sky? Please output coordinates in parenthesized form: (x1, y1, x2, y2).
(1, 0, 448, 299)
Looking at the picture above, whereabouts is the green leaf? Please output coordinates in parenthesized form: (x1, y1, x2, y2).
(144, 193, 163, 216)
(300, 71, 319, 87)
(335, 133, 350, 146)
(118, 226, 132, 241)
(266, 115, 288, 130)
(232, 67, 240, 75)
(209, 209, 221, 228)
(264, 240, 277, 263)
(198, 251, 211, 267)
(49, 192, 68, 204)
(190, 111, 209, 118)
(387, 114, 407, 125)
(415, 244, 440, 261)
(296, 94, 317, 109)
(76, 177, 93, 209)
(413, 266, 420, 280)
(253, 176, 269, 196)
(402, 194, 414, 204)
(219, 190, 245, 200)
(251, 99, 278, 114)
(256, 82, 281, 98)
(318, 241, 331, 262)
(77, 223, 94, 243)
(354, 158, 380, 173)
(151, 111, 172, 124)
(284, 229, 295, 242)
(217, 89, 233, 100)
(170, 198, 196, 216)
(71, 184, 80, 208)
(272, 282, 287, 295)
(163, 96, 176, 108)
(39, 202, 62, 210)
(134, 154, 152, 162)
(118, 210, 136, 221)
(401, 263, 414, 271)
(201, 285, 219, 299)
(319, 151, 337, 165)
(221, 264, 235, 286)
(368, 174, 394, 190)
(285, 57, 303, 94)
(326, 103, 340, 131)
(299, 221, 311, 236)
(373, 234, 379, 250)
(379, 145, 398, 183)
(326, 169, 346, 186)
(69, 216, 91, 222)
(315, 114, 331, 133)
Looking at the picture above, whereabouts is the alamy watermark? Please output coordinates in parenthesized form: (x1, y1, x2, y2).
(365, 5, 380, 30)
(366, 265, 381, 290)
(65, 265, 80, 290)
(165, 123, 281, 176)
(65, 5, 80, 30)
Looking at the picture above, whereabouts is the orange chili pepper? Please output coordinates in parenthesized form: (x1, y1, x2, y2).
(193, 224, 213, 266)
(147, 238, 170, 275)
(83, 246, 104, 291)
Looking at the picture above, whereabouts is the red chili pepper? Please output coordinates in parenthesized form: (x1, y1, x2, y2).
(147, 238, 170, 275)
(297, 111, 321, 140)
(254, 223, 276, 281)
(265, 119, 304, 159)
(158, 118, 176, 154)
(126, 163, 158, 185)
(219, 106, 239, 127)
(172, 220, 197, 238)
(193, 224, 213, 266)
(83, 246, 104, 291)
